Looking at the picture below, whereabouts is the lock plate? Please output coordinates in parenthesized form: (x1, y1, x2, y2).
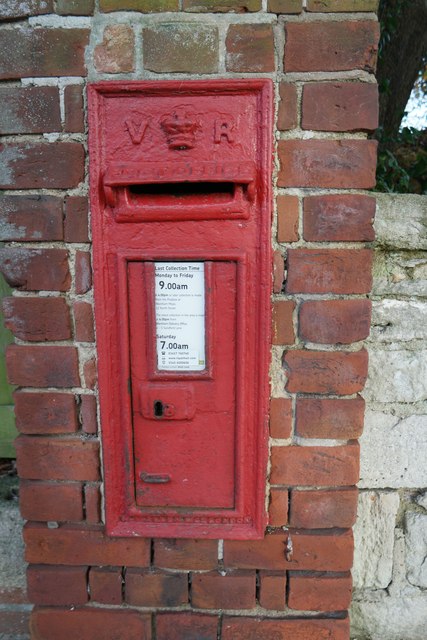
(140, 384, 195, 420)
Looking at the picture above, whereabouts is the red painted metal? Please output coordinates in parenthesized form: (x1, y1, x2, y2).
(88, 80, 272, 539)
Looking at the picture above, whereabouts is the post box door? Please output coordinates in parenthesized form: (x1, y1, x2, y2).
(128, 260, 237, 509)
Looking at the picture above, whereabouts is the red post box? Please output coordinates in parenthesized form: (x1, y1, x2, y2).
(88, 80, 272, 539)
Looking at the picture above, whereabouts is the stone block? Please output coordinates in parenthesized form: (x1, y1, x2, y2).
(405, 513, 427, 589)
(370, 300, 427, 343)
(375, 194, 427, 250)
(351, 596, 427, 640)
(373, 251, 427, 298)
(364, 349, 427, 403)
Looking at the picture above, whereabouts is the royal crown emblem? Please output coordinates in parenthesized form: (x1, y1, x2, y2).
(160, 108, 200, 150)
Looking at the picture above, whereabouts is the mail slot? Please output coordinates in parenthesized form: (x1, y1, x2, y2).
(88, 80, 272, 539)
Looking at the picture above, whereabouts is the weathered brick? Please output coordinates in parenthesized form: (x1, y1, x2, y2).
(27, 565, 88, 606)
(2, 296, 71, 341)
(290, 488, 358, 529)
(80, 394, 98, 435)
(156, 613, 218, 640)
(19, 480, 84, 522)
(126, 569, 188, 607)
(75, 251, 92, 294)
(94, 25, 135, 73)
(101, 0, 179, 10)
(268, 0, 302, 13)
(303, 194, 375, 242)
(278, 83, 298, 131)
(64, 196, 89, 243)
(226, 24, 275, 72)
(25, 523, 151, 567)
(56, 0, 95, 14)
(0, 248, 70, 292)
(0, 27, 89, 79)
(143, 24, 218, 73)
(184, 0, 262, 10)
(283, 349, 368, 395)
(302, 82, 379, 132)
(273, 250, 284, 293)
(74, 302, 95, 342)
(30, 608, 151, 640)
(299, 299, 372, 344)
(223, 615, 349, 639)
(270, 442, 360, 486)
(7, 345, 79, 387)
(154, 539, 218, 570)
(0, 1, 53, 21)
(296, 397, 365, 440)
(191, 571, 256, 609)
(224, 529, 353, 572)
(307, 0, 379, 11)
(64, 85, 85, 133)
(0, 86, 60, 134)
(15, 436, 100, 481)
(89, 566, 123, 604)
(278, 139, 378, 189)
(258, 571, 286, 610)
(284, 21, 379, 72)
(286, 249, 373, 294)
(277, 194, 299, 242)
(83, 357, 97, 389)
(84, 484, 101, 524)
(269, 397, 292, 439)
(0, 195, 63, 242)
(288, 571, 352, 612)
(14, 391, 78, 434)
(268, 487, 289, 526)
(0, 142, 85, 189)
(272, 300, 295, 345)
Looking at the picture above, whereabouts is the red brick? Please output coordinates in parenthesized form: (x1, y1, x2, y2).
(224, 529, 353, 571)
(101, 0, 179, 10)
(94, 24, 135, 73)
(286, 249, 373, 294)
(269, 397, 292, 439)
(30, 607, 151, 640)
(89, 566, 122, 604)
(273, 250, 284, 293)
(184, 0, 261, 10)
(268, 0, 302, 14)
(84, 483, 101, 524)
(126, 569, 188, 607)
(291, 488, 358, 529)
(278, 139, 378, 188)
(2, 296, 71, 341)
(270, 442, 360, 486)
(258, 571, 286, 609)
(15, 436, 100, 481)
(277, 83, 298, 131)
(0, 1, 53, 20)
(283, 349, 368, 395)
(6, 345, 79, 388)
(83, 357, 97, 389)
(226, 24, 274, 72)
(277, 194, 299, 242)
(0, 27, 89, 79)
(0, 86, 60, 134)
(288, 571, 352, 611)
(284, 21, 379, 72)
(0, 142, 84, 189)
(272, 300, 295, 345)
(296, 397, 365, 440)
(299, 299, 372, 344)
(56, 0, 95, 15)
(223, 615, 349, 639)
(24, 523, 151, 567)
(27, 565, 88, 606)
(303, 194, 375, 242)
(64, 196, 89, 242)
(80, 395, 98, 435)
(0, 195, 63, 242)
(64, 84, 85, 132)
(154, 538, 218, 570)
(20, 480, 83, 522)
(143, 24, 218, 74)
(156, 612, 218, 640)
(302, 82, 379, 132)
(74, 301, 95, 342)
(14, 391, 78, 435)
(191, 570, 256, 609)
(307, 0, 378, 11)
(0, 248, 70, 291)
(75, 251, 92, 294)
(268, 487, 288, 526)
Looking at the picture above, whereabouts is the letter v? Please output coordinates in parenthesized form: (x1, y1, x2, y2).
(125, 119, 148, 144)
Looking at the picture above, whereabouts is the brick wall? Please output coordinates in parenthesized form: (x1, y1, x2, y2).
(0, 1, 379, 639)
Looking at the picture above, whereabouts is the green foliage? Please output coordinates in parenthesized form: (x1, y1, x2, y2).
(375, 127, 427, 194)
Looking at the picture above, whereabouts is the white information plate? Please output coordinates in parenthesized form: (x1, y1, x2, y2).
(155, 262, 206, 371)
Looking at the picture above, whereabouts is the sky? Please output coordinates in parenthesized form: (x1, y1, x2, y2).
(401, 89, 427, 129)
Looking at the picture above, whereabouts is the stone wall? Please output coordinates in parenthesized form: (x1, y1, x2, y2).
(351, 194, 427, 640)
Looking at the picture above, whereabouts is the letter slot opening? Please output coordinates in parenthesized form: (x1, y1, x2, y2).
(128, 181, 235, 200)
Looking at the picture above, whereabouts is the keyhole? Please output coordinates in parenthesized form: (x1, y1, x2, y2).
(154, 400, 164, 417)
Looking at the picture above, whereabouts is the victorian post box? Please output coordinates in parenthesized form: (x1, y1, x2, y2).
(88, 80, 272, 539)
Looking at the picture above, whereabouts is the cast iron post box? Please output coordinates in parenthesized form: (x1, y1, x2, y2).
(88, 80, 272, 539)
